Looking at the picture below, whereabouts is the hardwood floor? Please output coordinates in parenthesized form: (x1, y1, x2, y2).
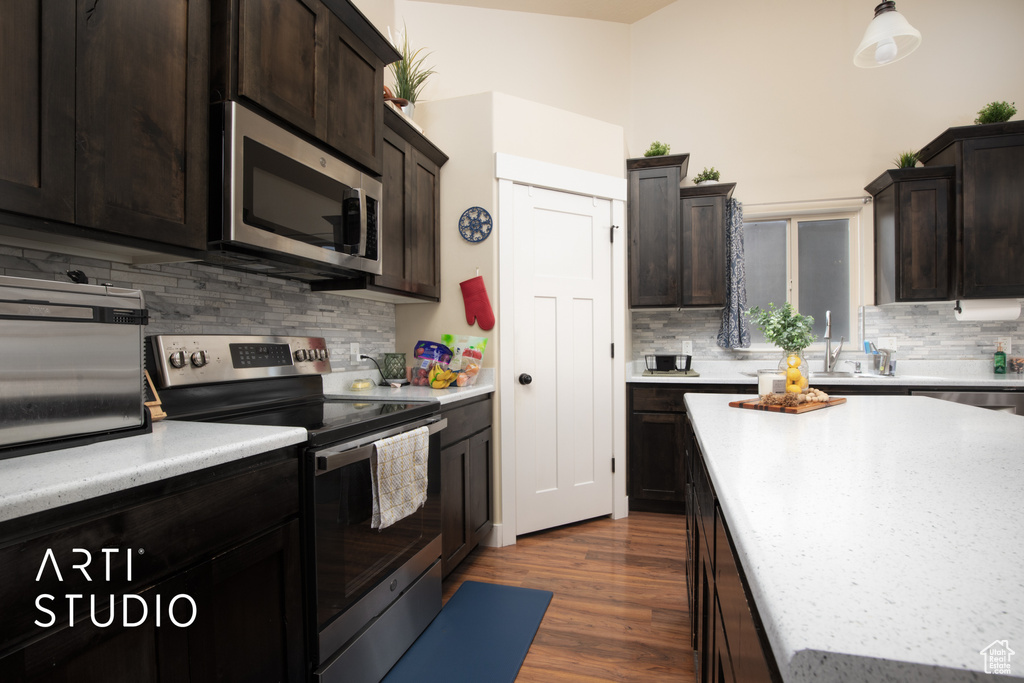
(441, 511, 694, 682)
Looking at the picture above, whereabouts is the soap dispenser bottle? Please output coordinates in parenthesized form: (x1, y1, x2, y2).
(995, 342, 1007, 374)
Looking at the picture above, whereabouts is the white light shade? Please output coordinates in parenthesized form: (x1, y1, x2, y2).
(854, 4, 922, 68)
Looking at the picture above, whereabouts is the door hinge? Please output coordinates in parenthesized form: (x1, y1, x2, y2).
(611, 343, 614, 358)
(612, 457, 616, 473)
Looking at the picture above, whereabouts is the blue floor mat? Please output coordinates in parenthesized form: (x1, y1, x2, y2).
(382, 580, 553, 683)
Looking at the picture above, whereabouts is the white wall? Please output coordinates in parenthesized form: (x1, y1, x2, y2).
(388, 0, 632, 129)
(629, 0, 1024, 204)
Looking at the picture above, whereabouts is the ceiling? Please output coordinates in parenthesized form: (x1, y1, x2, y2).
(407, 0, 676, 24)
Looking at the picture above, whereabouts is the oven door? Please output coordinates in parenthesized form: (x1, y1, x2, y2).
(310, 416, 445, 666)
(216, 101, 382, 276)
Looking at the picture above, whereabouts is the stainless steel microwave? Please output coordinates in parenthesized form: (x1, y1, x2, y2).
(208, 101, 383, 280)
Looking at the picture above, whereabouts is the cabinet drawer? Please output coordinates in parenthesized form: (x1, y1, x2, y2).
(632, 386, 687, 413)
(440, 396, 493, 448)
(0, 453, 299, 654)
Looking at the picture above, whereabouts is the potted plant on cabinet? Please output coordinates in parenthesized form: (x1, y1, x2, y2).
(388, 25, 435, 119)
(893, 150, 918, 168)
(692, 166, 721, 184)
(747, 302, 816, 393)
(974, 101, 1016, 125)
(643, 141, 671, 157)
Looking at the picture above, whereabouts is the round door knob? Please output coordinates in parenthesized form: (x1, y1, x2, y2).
(169, 351, 186, 369)
(519, 373, 532, 385)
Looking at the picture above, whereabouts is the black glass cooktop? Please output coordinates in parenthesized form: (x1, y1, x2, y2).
(157, 375, 438, 447)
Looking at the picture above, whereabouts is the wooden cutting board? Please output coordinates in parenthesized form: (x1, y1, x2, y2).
(728, 397, 846, 413)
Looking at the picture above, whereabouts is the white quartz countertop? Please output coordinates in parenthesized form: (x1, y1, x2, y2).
(323, 368, 495, 405)
(0, 421, 308, 525)
(684, 393, 1024, 682)
(629, 359, 1024, 388)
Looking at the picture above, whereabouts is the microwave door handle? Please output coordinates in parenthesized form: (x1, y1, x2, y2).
(356, 186, 367, 256)
(315, 417, 447, 475)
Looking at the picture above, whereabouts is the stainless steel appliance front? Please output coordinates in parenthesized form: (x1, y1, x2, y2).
(0, 275, 149, 454)
(312, 416, 445, 683)
(209, 101, 383, 280)
(911, 390, 1024, 415)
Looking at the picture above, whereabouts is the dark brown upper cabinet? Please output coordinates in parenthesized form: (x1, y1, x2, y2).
(0, 0, 75, 224)
(213, 0, 398, 177)
(76, 0, 210, 250)
(0, 0, 209, 253)
(627, 155, 731, 308)
(313, 107, 447, 301)
(918, 120, 1024, 299)
(679, 183, 731, 307)
(867, 166, 955, 304)
(628, 155, 687, 307)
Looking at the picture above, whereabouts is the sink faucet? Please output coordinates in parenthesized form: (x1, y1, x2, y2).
(824, 310, 845, 373)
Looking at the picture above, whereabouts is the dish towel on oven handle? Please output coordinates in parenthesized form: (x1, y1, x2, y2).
(370, 426, 430, 530)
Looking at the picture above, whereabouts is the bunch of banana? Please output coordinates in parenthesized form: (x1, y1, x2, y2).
(428, 363, 456, 389)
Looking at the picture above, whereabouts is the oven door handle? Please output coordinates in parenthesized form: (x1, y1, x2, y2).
(315, 417, 447, 475)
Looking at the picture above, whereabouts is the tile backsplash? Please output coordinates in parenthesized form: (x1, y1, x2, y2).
(632, 303, 1024, 361)
(0, 246, 396, 370)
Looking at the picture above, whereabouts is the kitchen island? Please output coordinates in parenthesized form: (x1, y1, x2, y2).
(685, 393, 1024, 682)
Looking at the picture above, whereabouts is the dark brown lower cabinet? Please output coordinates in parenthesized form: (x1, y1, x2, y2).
(439, 395, 494, 577)
(687, 417, 779, 683)
(0, 449, 304, 682)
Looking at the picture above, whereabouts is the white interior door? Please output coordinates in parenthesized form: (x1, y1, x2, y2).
(513, 183, 614, 535)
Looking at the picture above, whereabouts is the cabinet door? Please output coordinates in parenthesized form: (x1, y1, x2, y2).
(681, 195, 726, 306)
(0, 0, 75, 223)
(628, 411, 687, 512)
(75, 0, 209, 250)
(467, 427, 494, 547)
(629, 167, 681, 307)
(187, 519, 304, 683)
(0, 576, 190, 682)
(961, 135, 1024, 298)
(327, 13, 384, 175)
(408, 146, 442, 299)
(236, 0, 328, 138)
(441, 439, 471, 576)
(897, 178, 952, 301)
(713, 597, 737, 683)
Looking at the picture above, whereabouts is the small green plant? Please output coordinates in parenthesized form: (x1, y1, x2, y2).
(974, 101, 1017, 125)
(692, 167, 720, 184)
(643, 141, 670, 157)
(388, 25, 435, 104)
(893, 150, 919, 168)
(747, 302, 816, 352)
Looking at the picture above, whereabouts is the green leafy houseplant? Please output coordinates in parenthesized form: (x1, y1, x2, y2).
(389, 26, 435, 104)
(974, 101, 1017, 125)
(893, 150, 918, 168)
(692, 167, 720, 184)
(643, 141, 670, 157)
(747, 302, 816, 352)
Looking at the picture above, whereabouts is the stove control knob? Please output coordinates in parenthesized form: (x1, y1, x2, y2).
(322, 348, 329, 359)
(312, 349, 323, 361)
(294, 349, 307, 362)
(169, 351, 186, 369)
(190, 350, 209, 368)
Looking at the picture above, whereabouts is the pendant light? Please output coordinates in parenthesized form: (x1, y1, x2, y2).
(854, 1, 921, 68)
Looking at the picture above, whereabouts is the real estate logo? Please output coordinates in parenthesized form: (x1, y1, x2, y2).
(34, 547, 197, 628)
(980, 640, 1015, 676)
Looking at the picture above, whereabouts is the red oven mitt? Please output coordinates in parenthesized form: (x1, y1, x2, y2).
(459, 275, 495, 331)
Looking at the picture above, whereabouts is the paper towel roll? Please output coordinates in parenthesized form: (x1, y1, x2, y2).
(953, 299, 1021, 321)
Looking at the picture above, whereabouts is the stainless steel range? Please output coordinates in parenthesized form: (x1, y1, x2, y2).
(147, 334, 445, 683)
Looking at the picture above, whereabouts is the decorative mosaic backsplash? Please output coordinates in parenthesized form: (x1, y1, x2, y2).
(632, 303, 1024, 361)
(0, 245, 395, 370)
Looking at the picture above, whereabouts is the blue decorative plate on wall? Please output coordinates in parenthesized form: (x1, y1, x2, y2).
(459, 206, 492, 243)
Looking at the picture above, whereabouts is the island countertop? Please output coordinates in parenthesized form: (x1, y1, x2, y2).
(684, 393, 1024, 682)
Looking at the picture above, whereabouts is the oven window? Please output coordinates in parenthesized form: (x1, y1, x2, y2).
(243, 138, 363, 255)
(314, 456, 439, 630)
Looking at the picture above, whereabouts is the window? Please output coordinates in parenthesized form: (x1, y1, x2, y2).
(742, 213, 861, 347)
